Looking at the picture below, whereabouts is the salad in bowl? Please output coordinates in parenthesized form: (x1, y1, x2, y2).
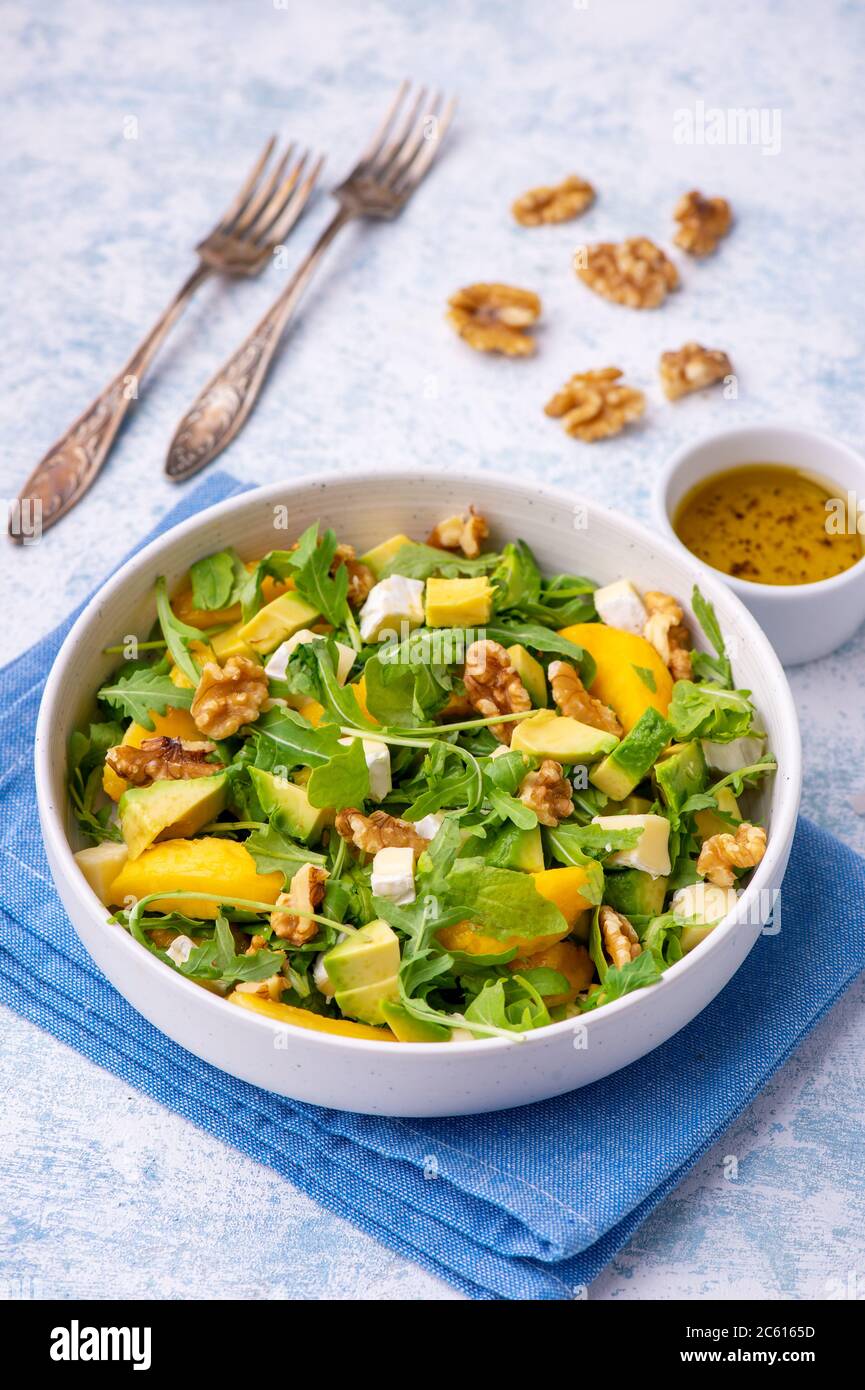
(69, 506, 776, 1046)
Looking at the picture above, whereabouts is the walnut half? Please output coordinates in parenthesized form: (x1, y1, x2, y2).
(548, 660, 622, 735)
(519, 759, 574, 827)
(512, 174, 595, 226)
(599, 906, 641, 969)
(427, 506, 490, 558)
(270, 863, 330, 946)
(544, 368, 645, 443)
(463, 639, 531, 743)
(335, 809, 431, 855)
(643, 591, 692, 681)
(576, 238, 679, 309)
(697, 823, 767, 888)
(190, 655, 269, 739)
(447, 283, 541, 356)
(673, 190, 732, 257)
(105, 736, 222, 787)
(660, 342, 733, 401)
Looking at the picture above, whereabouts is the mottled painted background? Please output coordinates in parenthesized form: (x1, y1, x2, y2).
(1, 0, 863, 1300)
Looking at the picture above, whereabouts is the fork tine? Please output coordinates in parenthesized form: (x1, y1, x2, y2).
(214, 135, 277, 233)
(385, 89, 441, 187)
(263, 154, 325, 245)
(351, 79, 411, 176)
(230, 143, 295, 235)
(370, 84, 428, 179)
(394, 96, 456, 196)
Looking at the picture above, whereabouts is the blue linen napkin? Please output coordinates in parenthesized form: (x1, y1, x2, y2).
(1, 473, 864, 1301)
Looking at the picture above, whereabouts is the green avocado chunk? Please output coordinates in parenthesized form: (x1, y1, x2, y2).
(381, 1001, 451, 1042)
(248, 767, 331, 844)
(506, 644, 548, 708)
(238, 592, 321, 655)
(590, 707, 673, 800)
(483, 823, 545, 873)
(324, 920, 401, 1025)
(603, 868, 669, 918)
(119, 772, 227, 861)
(512, 710, 618, 764)
(654, 739, 707, 815)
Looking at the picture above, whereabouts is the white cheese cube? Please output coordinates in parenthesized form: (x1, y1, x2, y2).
(338, 736, 392, 801)
(592, 579, 648, 635)
(359, 576, 425, 643)
(701, 736, 765, 774)
(166, 934, 196, 966)
(414, 812, 445, 841)
(591, 813, 672, 877)
(671, 883, 739, 925)
(265, 629, 355, 685)
(73, 842, 128, 905)
(371, 846, 416, 905)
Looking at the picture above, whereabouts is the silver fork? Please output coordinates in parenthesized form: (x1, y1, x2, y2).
(11, 139, 323, 540)
(165, 82, 456, 481)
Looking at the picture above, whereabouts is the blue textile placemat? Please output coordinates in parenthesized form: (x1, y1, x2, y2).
(2, 474, 864, 1301)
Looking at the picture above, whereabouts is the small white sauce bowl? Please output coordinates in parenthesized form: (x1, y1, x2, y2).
(656, 424, 865, 665)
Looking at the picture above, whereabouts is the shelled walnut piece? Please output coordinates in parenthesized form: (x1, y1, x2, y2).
(190, 655, 269, 739)
(599, 906, 641, 969)
(698, 823, 767, 888)
(544, 368, 645, 443)
(446, 283, 541, 356)
(519, 759, 574, 827)
(576, 238, 679, 308)
(427, 506, 490, 558)
(335, 809, 431, 855)
(642, 591, 692, 680)
(512, 174, 595, 226)
(673, 190, 732, 257)
(105, 736, 222, 787)
(270, 863, 330, 946)
(332, 543, 375, 607)
(463, 639, 532, 743)
(548, 660, 622, 736)
(660, 342, 732, 401)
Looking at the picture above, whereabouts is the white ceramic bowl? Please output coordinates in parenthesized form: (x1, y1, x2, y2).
(36, 471, 801, 1116)
(656, 424, 865, 665)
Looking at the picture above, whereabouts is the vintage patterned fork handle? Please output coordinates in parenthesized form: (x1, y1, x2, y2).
(10, 265, 210, 541)
(165, 208, 352, 482)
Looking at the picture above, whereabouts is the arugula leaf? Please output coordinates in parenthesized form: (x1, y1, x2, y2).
(155, 576, 207, 685)
(244, 819, 326, 880)
(544, 827, 604, 905)
(379, 542, 498, 581)
(632, 664, 657, 692)
(690, 586, 733, 688)
(491, 541, 542, 609)
(68, 722, 125, 844)
(549, 822, 642, 861)
(286, 640, 377, 730)
(97, 664, 193, 727)
(189, 548, 239, 612)
(641, 912, 683, 970)
(668, 680, 755, 742)
(517, 966, 571, 997)
(709, 756, 777, 797)
(446, 859, 568, 944)
(464, 977, 549, 1033)
(178, 913, 286, 985)
(289, 525, 350, 627)
(248, 706, 343, 770)
(363, 650, 450, 727)
(307, 736, 370, 809)
(580, 950, 662, 1010)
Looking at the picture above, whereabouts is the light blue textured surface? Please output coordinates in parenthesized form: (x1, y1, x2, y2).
(1, 0, 864, 1300)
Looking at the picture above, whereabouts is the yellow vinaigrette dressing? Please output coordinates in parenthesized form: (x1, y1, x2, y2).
(673, 463, 863, 586)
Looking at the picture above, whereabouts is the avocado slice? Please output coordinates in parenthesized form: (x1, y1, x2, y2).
(603, 794, 653, 816)
(119, 772, 227, 861)
(590, 707, 672, 799)
(484, 823, 545, 873)
(512, 710, 618, 764)
(603, 868, 669, 918)
(359, 533, 413, 579)
(654, 740, 707, 816)
(248, 767, 332, 844)
(381, 1000, 451, 1042)
(324, 919, 401, 1025)
(238, 592, 321, 655)
(507, 644, 548, 708)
